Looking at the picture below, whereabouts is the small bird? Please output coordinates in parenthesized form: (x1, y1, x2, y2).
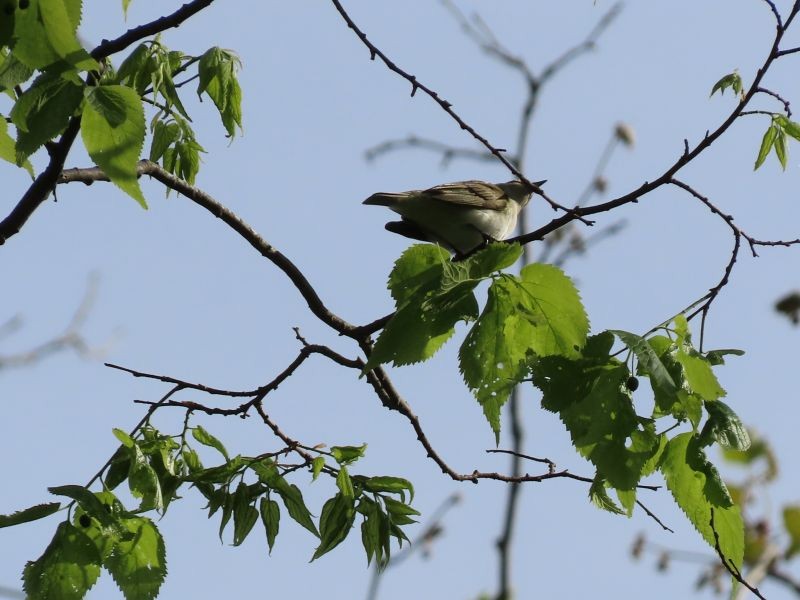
(363, 179, 539, 256)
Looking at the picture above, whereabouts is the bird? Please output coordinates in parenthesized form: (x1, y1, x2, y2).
(362, 179, 540, 256)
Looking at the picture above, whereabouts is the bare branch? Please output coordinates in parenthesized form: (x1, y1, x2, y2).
(364, 135, 496, 166)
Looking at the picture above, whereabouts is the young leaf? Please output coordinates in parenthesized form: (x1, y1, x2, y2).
(103, 516, 166, 600)
(81, 84, 147, 207)
(311, 456, 325, 481)
(48, 485, 117, 527)
(128, 445, 164, 512)
(38, 0, 96, 71)
(659, 432, 744, 569)
(197, 47, 243, 137)
(754, 123, 777, 170)
(386, 244, 450, 305)
(23, 521, 102, 600)
(259, 497, 280, 553)
(363, 476, 415, 503)
(0, 502, 60, 528)
(192, 425, 230, 460)
(330, 444, 367, 466)
(232, 482, 259, 546)
(709, 71, 743, 98)
(257, 465, 319, 537)
(336, 466, 355, 499)
(312, 493, 356, 560)
(675, 348, 725, 401)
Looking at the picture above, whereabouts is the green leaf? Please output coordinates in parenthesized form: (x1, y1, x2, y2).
(232, 482, 259, 546)
(366, 284, 477, 370)
(10, 73, 83, 163)
(0, 51, 34, 92)
(511, 264, 589, 358)
(38, 0, 96, 70)
(192, 425, 229, 460)
(336, 466, 355, 499)
(312, 493, 355, 560)
(257, 464, 319, 537)
(675, 348, 725, 401)
(197, 46, 243, 137)
(128, 445, 164, 512)
(81, 84, 146, 207)
(113, 428, 135, 447)
(23, 521, 102, 600)
(0, 502, 60, 528)
(259, 497, 280, 553)
(359, 498, 380, 566)
(780, 117, 800, 141)
(754, 123, 777, 170)
(363, 476, 415, 503)
(104, 446, 132, 491)
(612, 330, 677, 396)
(48, 485, 117, 527)
(459, 278, 531, 436)
(382, 496, 419, 526)
(330, 444, 367, 466)
(103, 516, 166, 600)
(783, 505, 800, 558)
(311, 456, 325, 481)
(659, 432, 744, 569)
(702, 401, 751, 450)
(704, 348, 744, 366)
(386, 244, 450, 305)
(710, 71, 743, 98)
(774, 126, 788, 169)
(0, 117, 33, 175)
(589, 478, 625, 515)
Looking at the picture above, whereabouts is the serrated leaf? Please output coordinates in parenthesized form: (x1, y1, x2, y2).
(0, 117, 33, 175)
(0, 502, 60, 528)
(48, 485, 117, 527)
(104, 446, 131, 491)
(459, 277, 530, 436)
(81, 84, 146, 207)
(0, 51, 34, 91)
(23, 521, 102, 600)
(704, 348, 744, 366)
(192, 425, 229, 461)
(386, 244, 450, 305)
(754, 123, 777, 170)
(104, 516, 166, 600)
(659, 432, 743, 569)
(703, 401, 750, 450)
(312, 493, 355, 561)
(589, 478, 625, 515)
(259, 497, 280, 553)
(512, 264, 589, 358)
(10, 73, 83, 163)
(38, 0, 96, 70)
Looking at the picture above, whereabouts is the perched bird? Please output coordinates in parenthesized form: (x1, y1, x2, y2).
(363, 179, 539, 256)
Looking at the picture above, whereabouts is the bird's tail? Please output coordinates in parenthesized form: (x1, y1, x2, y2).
(362, 192, 408, 206)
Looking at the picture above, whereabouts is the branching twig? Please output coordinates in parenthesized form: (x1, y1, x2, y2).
(328, 0, 580, 217)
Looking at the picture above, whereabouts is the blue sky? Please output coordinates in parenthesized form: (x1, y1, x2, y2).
(2, 1, 800, 598)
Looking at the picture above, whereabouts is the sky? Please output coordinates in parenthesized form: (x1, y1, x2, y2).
(2, 1, 800, 599)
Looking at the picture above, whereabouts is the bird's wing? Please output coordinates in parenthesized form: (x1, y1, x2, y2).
(424, 180, 508, 210)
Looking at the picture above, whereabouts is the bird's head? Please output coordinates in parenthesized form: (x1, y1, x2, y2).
(499, 179, 546, 207)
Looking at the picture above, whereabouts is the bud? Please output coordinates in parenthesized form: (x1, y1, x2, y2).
(615, 122, 636, 147)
